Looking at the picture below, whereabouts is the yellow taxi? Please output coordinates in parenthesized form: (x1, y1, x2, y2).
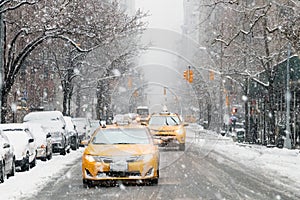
(148, 111, 188, 151)
(82, 124, 159, 187)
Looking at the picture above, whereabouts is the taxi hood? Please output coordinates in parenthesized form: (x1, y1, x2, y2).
(149, 125, 180, 132)
(85, 143, 156, 156)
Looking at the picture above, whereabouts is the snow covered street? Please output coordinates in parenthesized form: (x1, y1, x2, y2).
(1, 125, 300, 199)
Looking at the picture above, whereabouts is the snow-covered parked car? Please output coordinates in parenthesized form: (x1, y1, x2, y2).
(25, 122, 52, 161)
(23, 111, 70, 155)
(0, 133, 15, 183)
(63, 116, 79, 150)
(0, 123, 37, 171)
(233, 122, 245, 142)
(72, 118, 89, 146)
(50, 129, 69, 155)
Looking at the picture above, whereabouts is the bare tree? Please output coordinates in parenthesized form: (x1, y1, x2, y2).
(0, 0, 146, 122)
(199, 0, 298, 145)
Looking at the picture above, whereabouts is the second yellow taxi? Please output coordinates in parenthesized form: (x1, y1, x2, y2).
(148, 111, 188, 151)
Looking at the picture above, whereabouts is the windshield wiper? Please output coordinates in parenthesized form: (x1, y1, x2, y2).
(170, 117, 179, 125)
(165, 118, 169, 125)
(93, 142, 107, 145)
(115, 142, 133, 144)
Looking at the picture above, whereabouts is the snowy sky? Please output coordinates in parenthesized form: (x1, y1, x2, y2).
(135, 0, 184, 32)
(134, 0, 185, 111)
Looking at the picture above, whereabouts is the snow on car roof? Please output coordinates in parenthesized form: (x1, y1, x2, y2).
(0, 123, 27, 131)
(63, 116, 76, 131)
(24, 122, 49, 142)
(23, 111, 64, 122)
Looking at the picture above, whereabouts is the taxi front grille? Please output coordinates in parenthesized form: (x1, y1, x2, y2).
(97, 171, 141, 177)
(97, 157, 140, 163)
(152, 129, 174, 132)
(154, 133, 176, 137)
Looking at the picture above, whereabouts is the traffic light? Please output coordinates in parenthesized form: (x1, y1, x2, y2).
(209, 70, 214, 80)
(232, 107, 237, 114)
(225, 95, 229, 107)
(134, 90, 138, 97)
(188, 70, 193, 83)
(128, 77, 132, 88)
(183, 70, 188, 80)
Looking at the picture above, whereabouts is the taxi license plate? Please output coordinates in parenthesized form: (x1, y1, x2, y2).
(110, 162, 128, 172)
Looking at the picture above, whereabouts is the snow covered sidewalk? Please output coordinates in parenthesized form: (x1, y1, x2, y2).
(192, 126, 300, 195)
(0, 149, 83, 200)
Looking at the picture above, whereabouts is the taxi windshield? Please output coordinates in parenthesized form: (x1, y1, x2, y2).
(92, 128, 151, 145)
(148, 116, 180, 126)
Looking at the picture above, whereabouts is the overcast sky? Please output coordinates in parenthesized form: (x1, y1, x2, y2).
(135, 0, 184, 32)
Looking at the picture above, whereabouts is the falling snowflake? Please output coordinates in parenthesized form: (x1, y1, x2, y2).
(242, 95, 248, 102)
(119, 183, 126, 190)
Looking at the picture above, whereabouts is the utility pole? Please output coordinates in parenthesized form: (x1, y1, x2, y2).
(284, 43, 292, 149)
(0, 13, 3, 122)
(219, 22, 224, 133)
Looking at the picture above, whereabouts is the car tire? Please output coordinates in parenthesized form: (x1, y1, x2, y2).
(150, 178, 158, 185)
(179, 143, 185, 151)
(41, 157, 47, 161)
(8, 159, 15, 178)
(0, 161, 5, 183)
(83, 179, 92, 188)
(71, 137, 77, 151)
(22, 154, 30, 171)
(47, 151, 52, 160)
(60, 148, 66, 155)
(30, 156, 37, 168)
(71, 145, 76, 151)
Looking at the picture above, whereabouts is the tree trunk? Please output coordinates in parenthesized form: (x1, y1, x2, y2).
(62, 88, 68, 116)
(67, 87, 73, 116)
(75, 84, 81, 117)
(1, 77, 15, 123)
(1, 89, 9, 123)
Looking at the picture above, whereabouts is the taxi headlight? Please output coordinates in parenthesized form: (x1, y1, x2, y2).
(176, 128, 184, 135)
(84, 156, 112, 163)
(140, 154, 154, 162)
(128, 154, 154, 162)
(84, 154, 95, 162)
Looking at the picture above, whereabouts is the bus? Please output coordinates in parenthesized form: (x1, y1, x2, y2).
(136, 106, 150, 123)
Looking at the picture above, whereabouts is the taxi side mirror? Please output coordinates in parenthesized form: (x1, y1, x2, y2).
(141, 122, 148, 126)
(3, 143, 10, 149)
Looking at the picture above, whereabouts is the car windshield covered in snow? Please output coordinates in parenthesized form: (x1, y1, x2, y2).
(91, 128, 151, 145)
(51, 132, 62, 138)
